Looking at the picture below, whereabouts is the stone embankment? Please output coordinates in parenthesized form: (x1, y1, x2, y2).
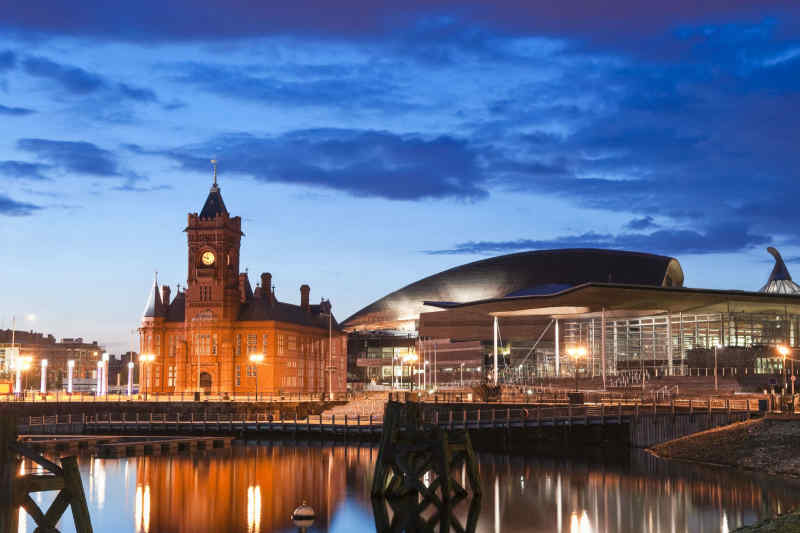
(650, 416, 800, 477)
(651, 417, 800, 532)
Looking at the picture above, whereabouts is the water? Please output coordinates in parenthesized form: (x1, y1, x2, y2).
(17, 443, 800, 533)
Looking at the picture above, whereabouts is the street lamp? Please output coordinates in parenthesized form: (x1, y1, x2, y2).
(67, 360, 75, 394)
(402, 352, 418, 392)
(102, 352, 109, 399)
(140, 353, 155, 400)
(40, 359, 48, 395)
(127, 361, 134, 397)
(424, 360, 429, 390)
(566, 346, 587, 392)
(460, 362, 464, 389)
(96, 361, 103, 396)
(249, 353, 264, 401)
(714, 343, 723, 392)
(778, 345, 792, 394)
(14, 356, 31, 396)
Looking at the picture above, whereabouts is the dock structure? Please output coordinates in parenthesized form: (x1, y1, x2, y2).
(1, 415, 93, 533)
(371, 401, 481, 533)
(11, 397, 759, 449)
(18, 435, 234, 458)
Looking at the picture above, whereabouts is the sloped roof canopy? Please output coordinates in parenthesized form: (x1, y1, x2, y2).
(760, 247, 800, 295)
(343, 249, 684, 331)
(423, 283, 800, 322)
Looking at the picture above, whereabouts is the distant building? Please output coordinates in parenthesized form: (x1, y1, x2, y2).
(138, 168, 347, 396)
(342, 249, 683, 387)
(0, 330, 105, 390)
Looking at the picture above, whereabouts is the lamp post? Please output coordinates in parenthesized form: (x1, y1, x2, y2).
(714, 344, 722, 392)
(15, 356, 31, 397)
(249, 353, 264, 401)
(140, 353, 155, 400)
(460, 362, 464, 389)
(424, 360, 429, 391)
(566, 346, 587, 392)
(96, 361, 103, 396)
(40, 359, 48, 395)
(102, 352, 109, 399)
(402, 352, 418, 392)
(778, 345, 791, 394)
(67, 360, 75, 395)
(127, 361, 134, 397)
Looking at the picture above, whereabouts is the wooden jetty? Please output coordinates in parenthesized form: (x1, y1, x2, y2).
(1, 415, 93, 533)
(18, 435, 233, 458)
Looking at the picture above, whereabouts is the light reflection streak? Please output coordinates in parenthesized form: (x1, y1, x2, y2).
(17, 507, 26, 533)
(95, 458, 106, 509)
(247, 485, 262, 533)
(135, 484, 151, 533)
(494, 475, 500, 533)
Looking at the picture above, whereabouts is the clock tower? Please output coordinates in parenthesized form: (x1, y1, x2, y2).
(185, 164, 243, 322)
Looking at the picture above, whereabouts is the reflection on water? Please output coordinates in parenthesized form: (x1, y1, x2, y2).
(18, 444, 800, 533)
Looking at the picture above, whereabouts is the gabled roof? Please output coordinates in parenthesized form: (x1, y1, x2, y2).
(142, 276, 162, 318)
(166, 291, 185, 322)
(238, 298, 341, 331)
(199, 184, 228, 220)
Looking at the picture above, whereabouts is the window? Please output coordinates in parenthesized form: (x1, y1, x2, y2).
(197, 335, 211, 355)
(211, 334, 218, 355)
(167, 366, 176, 387)
(154, 366, 161, 387)
(235, 334, 242, 356)
(235, 366, 241, 386)
(288, 336, 297, 352)
(247, 334, 257, 354)
(168, 336, 176, 357)
(199, 286, 212, 302)
(278, 335, 285, 355)
(262, 334, 269, 353)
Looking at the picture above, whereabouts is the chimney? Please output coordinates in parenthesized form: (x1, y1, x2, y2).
(300, 284, 310, 312)
(161, 285, 171, 307)
(261, 273, 273, 305)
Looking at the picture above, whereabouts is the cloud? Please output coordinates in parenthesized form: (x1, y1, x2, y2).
(167, 61, 411, 112)
(0, 50, 15, 71)
(21, 55, 157, 104)
(0, 160, 50, 180)
(0, 194, 41, 216)
(23, 56, 105, 94)
(0, 104, 35, 116)
(17, 138, 120, 176)
(0, 1, 795, 43)
(426, 224, 770, 257)
(156, 129, 489, 201)
(625, 216, 659, 230)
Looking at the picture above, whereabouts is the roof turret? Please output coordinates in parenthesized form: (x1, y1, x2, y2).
(760, 247, 800, 294)
(143, 273, 163, 317)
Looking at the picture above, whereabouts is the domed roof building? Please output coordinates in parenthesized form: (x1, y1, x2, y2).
(343, 249, 684, 332)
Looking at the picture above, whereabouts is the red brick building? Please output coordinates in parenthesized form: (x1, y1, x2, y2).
(139, 173, 346, 397)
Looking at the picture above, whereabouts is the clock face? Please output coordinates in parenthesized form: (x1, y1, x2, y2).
(201, 251, 216, 266)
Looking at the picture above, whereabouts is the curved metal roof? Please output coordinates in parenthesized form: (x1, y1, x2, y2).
(342, 248, 684, 331)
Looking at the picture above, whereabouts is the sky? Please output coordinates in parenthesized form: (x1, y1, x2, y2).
(1, 1, 799, 353)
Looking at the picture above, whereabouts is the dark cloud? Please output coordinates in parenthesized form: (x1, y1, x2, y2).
(0, 104, 35, 116)
(427, 224, 770, 257)
(625, 216, 659, 230)
(0, 50, 15, 71)
(0, 161, 50, 180)
(0, 194, 41, 216)
(21, 56, 157, 104)
(167, 61, 410, 111)
(0, 1, 796, 42)
(23, 56, 105, 94)
(157, 129, 488, 201)
(17, 138, 120, 176)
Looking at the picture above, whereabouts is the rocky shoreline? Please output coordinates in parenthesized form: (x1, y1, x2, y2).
(650, 416, 800, 531)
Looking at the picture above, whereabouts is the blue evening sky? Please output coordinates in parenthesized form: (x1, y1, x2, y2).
(1, 1, 799, 352)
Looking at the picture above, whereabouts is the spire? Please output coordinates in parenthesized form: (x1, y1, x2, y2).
(143, 272, 163, 317)
(760, 247, 800, 294)
(199, 159, 229, 220)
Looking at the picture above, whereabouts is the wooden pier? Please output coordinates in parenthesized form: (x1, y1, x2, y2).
(18, 435, 234, 458)
(13, 398, 759, 448)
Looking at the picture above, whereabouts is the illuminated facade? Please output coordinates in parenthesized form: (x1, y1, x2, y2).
(138, 172, 347, 396)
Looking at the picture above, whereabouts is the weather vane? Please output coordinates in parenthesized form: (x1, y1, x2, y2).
(211, 159, 218, 187)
